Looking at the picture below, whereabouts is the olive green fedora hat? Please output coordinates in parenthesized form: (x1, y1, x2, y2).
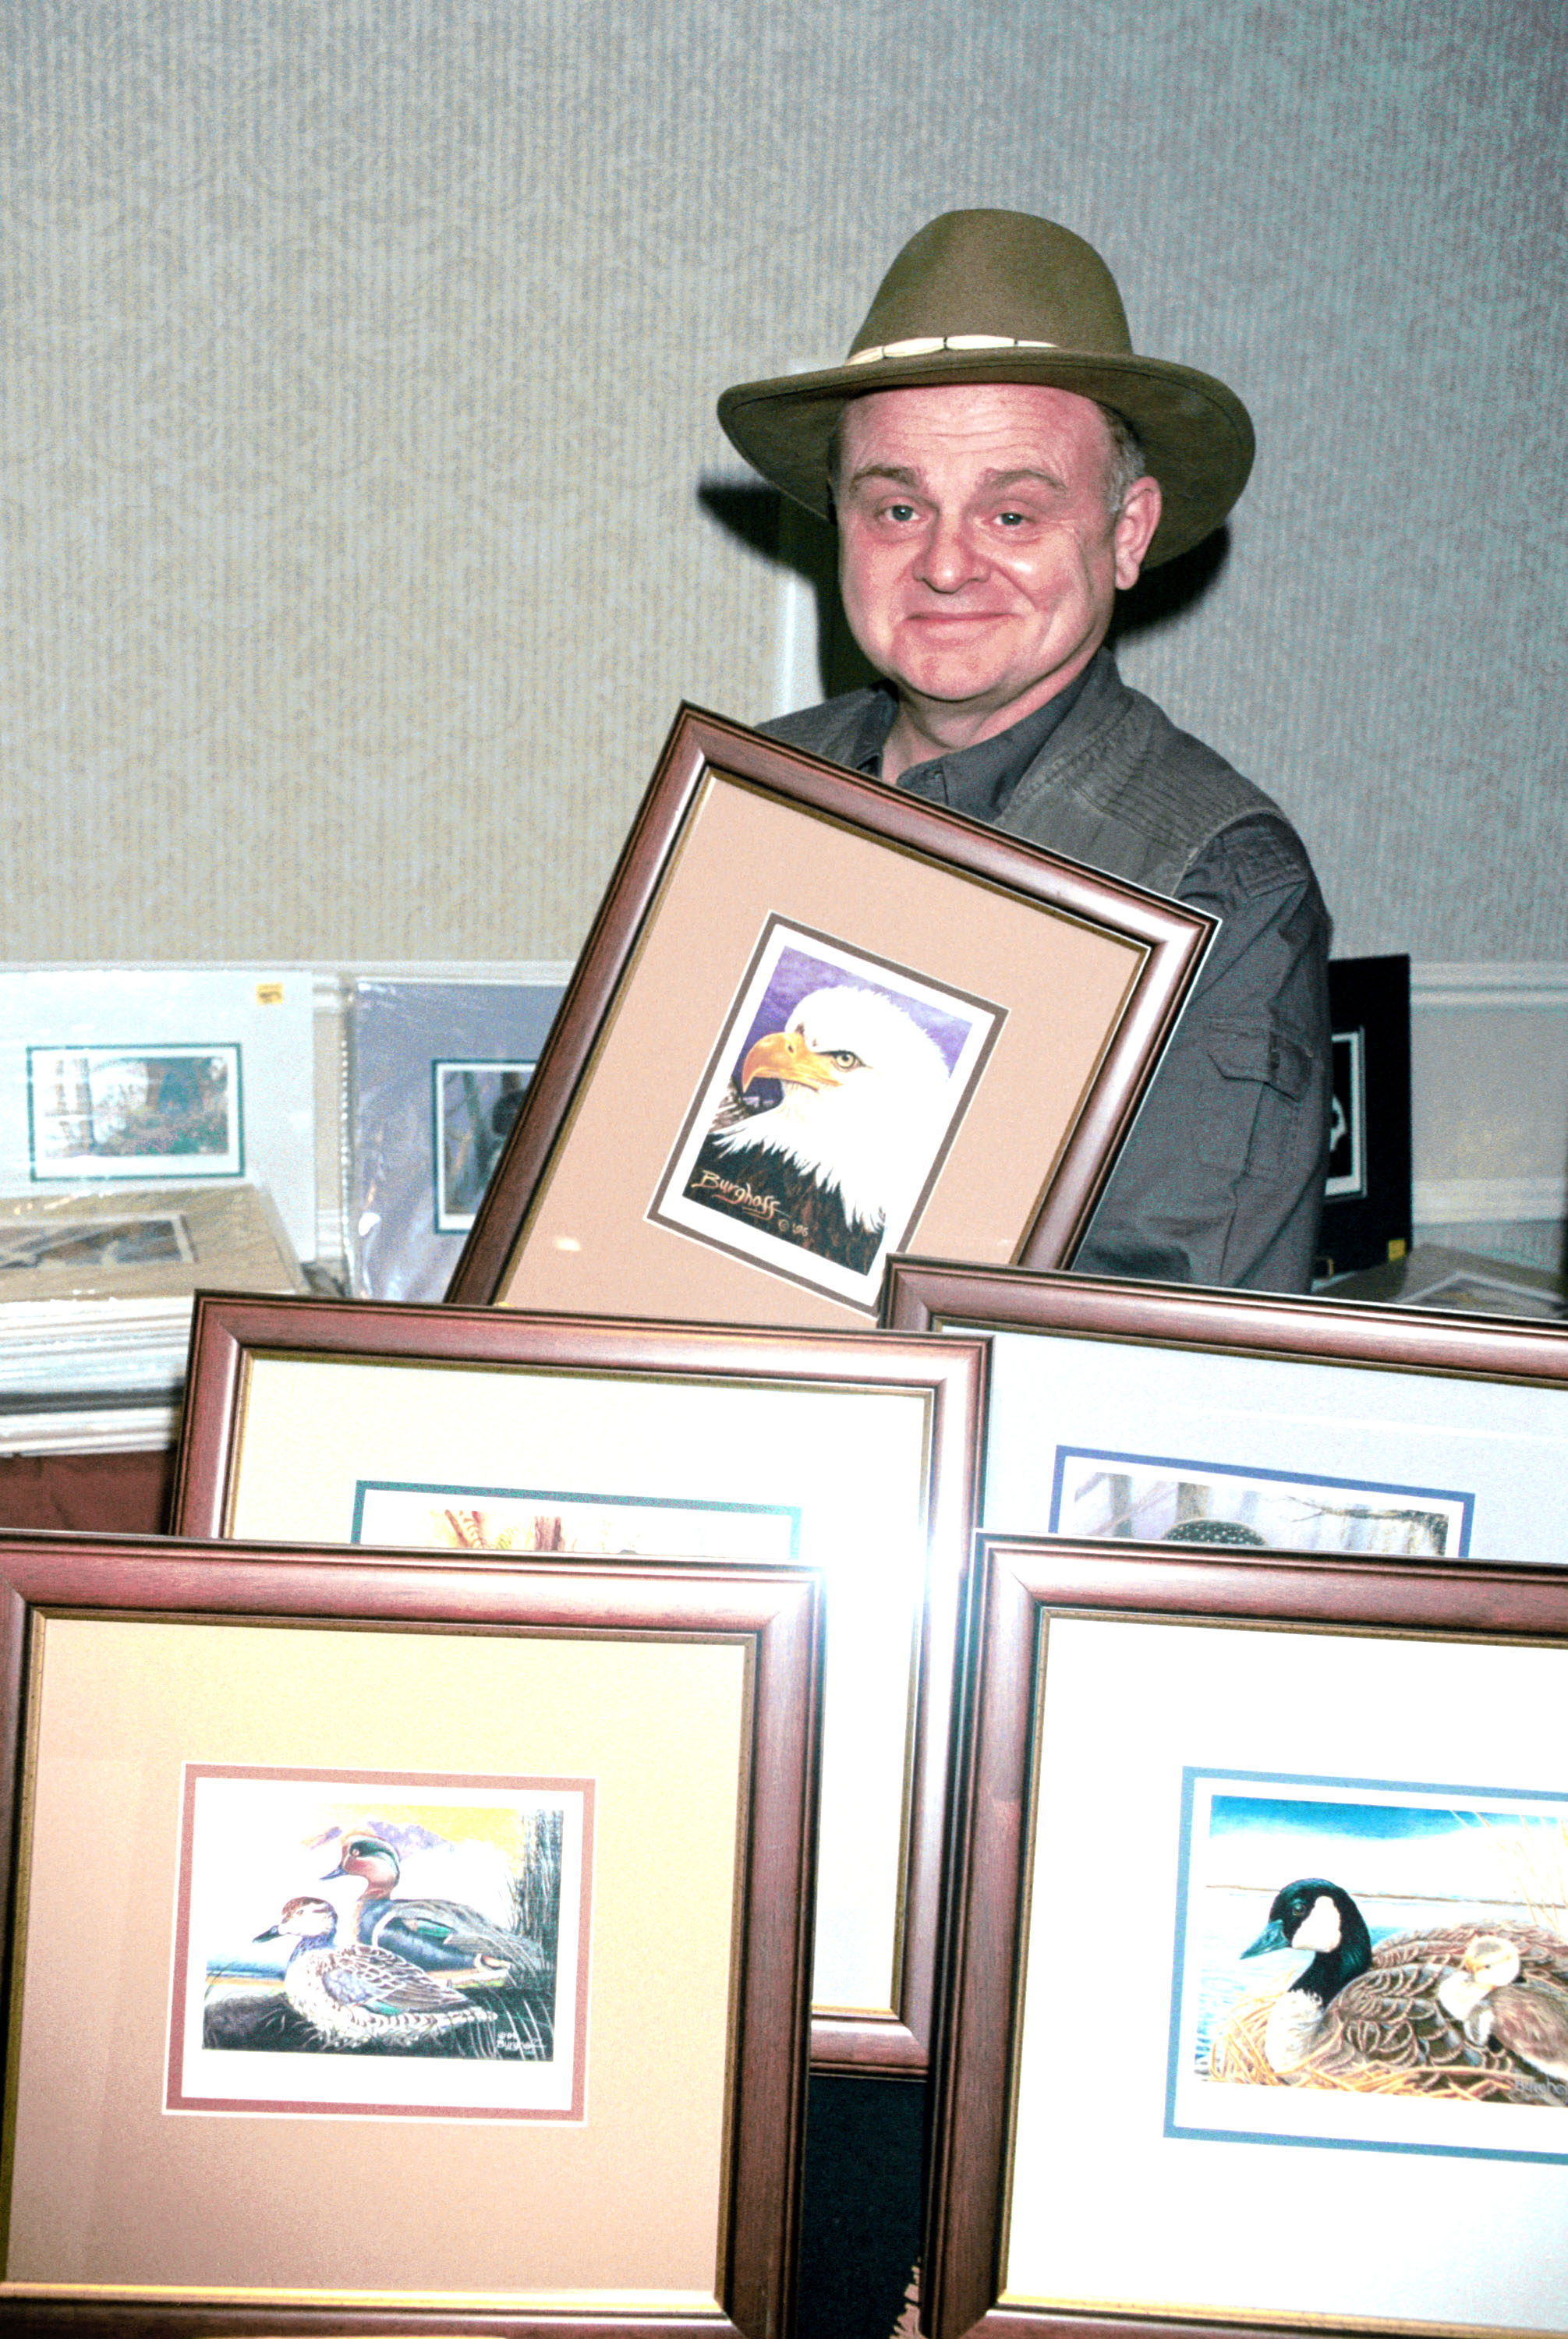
(717, 209, 1254, 567)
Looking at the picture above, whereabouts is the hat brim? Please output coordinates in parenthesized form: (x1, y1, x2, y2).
(717, 345, 1253, 568)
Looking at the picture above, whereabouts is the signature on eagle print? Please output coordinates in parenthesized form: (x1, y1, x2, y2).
(168, 1767, 593, 2120)
(653, 920, 1002, 1306)
(1167, 1771, 1568, 2161)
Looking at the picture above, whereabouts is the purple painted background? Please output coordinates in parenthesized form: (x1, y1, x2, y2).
(728, 942, 975, 1102)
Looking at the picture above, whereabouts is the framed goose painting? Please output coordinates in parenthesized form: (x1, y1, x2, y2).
(882, 1257, 1568, 1565)
(0, 1532, 820, 2336)
(445, 706, 1213, 1328)
(924, 1534, 1568, 2339)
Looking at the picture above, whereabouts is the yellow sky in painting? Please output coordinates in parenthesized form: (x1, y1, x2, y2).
(307, 1800, 533, 1860)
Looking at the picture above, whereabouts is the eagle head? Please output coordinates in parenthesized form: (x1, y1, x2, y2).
(714, 983, 954, 1233)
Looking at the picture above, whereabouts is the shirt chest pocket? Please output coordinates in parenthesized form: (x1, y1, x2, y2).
(1192, 1021, 1317, 1176)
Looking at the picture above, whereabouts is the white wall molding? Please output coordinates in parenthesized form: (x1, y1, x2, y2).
(1411, 964, 1568, 1013)
(1407, 962, 1568, 1235)
(1414, 1176, 1568, 1228)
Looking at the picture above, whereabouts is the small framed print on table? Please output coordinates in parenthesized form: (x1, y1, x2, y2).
(924, 1535, 1568, 2339)
(172, 1290, 986, 2072)
(447, 706, 1214, 1328)
(345, 975, 568, 1302)
(883, 1258, 1568, 1565)
(1318, 951, 1413, 1279)
(0, 1533, 820, 2335)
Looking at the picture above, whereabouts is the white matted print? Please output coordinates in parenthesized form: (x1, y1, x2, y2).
(434, 1060, 536, 1233)
(223, 1354, 936, 2022)
(1169, 1770, 1568, 2161)
(168, 1766, 592, 2121)
(27, 1043, 242, 1180)
(973, 1325, 1568, 1566)
(1050, 1449, 1472, 1556)
(1326, 1025, 1366, 1201)
(355, 1480, 799, 1562)
(1007, 1615, 1568, 2333)
(651, 918, 1003, 1311)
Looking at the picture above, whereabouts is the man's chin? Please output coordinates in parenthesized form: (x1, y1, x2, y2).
(894, 666, 1039, 722)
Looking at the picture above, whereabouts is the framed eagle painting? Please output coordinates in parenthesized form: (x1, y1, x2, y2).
(446, 706, 1214, 1327)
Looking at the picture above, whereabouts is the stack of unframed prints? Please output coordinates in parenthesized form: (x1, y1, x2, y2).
(0, 969, 314, 1452)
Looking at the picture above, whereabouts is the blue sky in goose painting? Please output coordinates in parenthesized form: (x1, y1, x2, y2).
(1183, 1780, 1568, 2075)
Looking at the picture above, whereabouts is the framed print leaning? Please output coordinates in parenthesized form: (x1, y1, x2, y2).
(924, 1534, 1568, 2339)
(0, 1533, 820, 2335)
(172, 1290, 986, 2072)
(447, 705, 1214, 1326)
(883, 1258, 1568, 1564)
(345, 972, 568, 1302)
(0, 965, 318, 1260)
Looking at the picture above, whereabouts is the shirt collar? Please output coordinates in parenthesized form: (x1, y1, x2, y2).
(845, 655, 1101, 823)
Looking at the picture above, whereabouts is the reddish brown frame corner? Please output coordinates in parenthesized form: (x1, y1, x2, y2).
(445, 702, 1215, 1317)
(170, 1288, 989, 2075)
(880, 1249, 1568, 1389)
(923, 1534, 1568, 2339)
(0, 1530, 821, 2339)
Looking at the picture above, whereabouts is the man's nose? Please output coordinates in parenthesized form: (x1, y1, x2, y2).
(915, 510, 985, 593)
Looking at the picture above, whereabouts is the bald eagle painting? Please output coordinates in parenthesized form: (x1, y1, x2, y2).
(659, 929, 999, 1304)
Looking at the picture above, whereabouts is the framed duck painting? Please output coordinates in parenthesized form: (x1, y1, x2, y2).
(923, 1534, 1568, 2339)
(0, 1531, 820, 2335)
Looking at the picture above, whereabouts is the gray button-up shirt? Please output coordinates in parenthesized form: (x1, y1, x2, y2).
(765, 651, 1331, 1293)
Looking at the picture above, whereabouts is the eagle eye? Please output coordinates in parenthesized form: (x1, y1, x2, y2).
(825, 1049, 863, 1070)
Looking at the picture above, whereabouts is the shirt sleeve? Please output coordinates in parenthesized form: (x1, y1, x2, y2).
(1071, 812, 1332, 1293)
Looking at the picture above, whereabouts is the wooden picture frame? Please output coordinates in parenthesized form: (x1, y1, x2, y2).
(447, 706, 1213, 1328)
(0, 1531, 821, 2334)
(883, 1258, 1568, 1565)
(925, 1533, 1568, 2339)
(171, 1290, 987, 2073)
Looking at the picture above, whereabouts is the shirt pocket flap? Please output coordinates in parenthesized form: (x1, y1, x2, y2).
(1205, 1023, 1313, 1100)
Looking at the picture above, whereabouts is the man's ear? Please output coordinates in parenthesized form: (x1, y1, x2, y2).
(1113, 475, 1163, 589)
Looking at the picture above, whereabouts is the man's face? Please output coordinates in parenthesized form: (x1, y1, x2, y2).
(834, 382, 1160, 736)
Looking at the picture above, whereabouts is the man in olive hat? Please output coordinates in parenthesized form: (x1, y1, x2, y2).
(718, 211, 1329, 1292)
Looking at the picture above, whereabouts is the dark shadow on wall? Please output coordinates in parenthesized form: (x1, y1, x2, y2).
(697, 479, 871, 702)
(699, 479, 1233, 702)
(1106, 522, 1231, 648)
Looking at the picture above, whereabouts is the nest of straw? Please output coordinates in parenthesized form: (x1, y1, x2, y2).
(1209, 1990, 1529, 2100)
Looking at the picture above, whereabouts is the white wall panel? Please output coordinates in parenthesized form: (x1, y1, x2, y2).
(0, 0, 1563, 961)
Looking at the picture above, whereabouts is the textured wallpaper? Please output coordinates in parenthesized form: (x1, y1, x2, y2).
(2, 0, 1563, 961)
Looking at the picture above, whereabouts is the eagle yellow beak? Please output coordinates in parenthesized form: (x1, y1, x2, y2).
(741, 1027, 842, 1092)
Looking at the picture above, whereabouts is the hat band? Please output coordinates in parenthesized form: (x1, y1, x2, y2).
(846, 333, 1060, 365)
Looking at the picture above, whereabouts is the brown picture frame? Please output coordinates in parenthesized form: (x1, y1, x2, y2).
(883, 1257, 1568, 1566)
(925, 1534, 1568, 2339)
(447, 706, 1213, 1328)
(171, 1290, 986, 2073)
(0, 1531, 821, 2334)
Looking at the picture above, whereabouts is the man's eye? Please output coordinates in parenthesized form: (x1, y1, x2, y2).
(883, 503, 917, 523)
(996, 508, 1029, 526)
